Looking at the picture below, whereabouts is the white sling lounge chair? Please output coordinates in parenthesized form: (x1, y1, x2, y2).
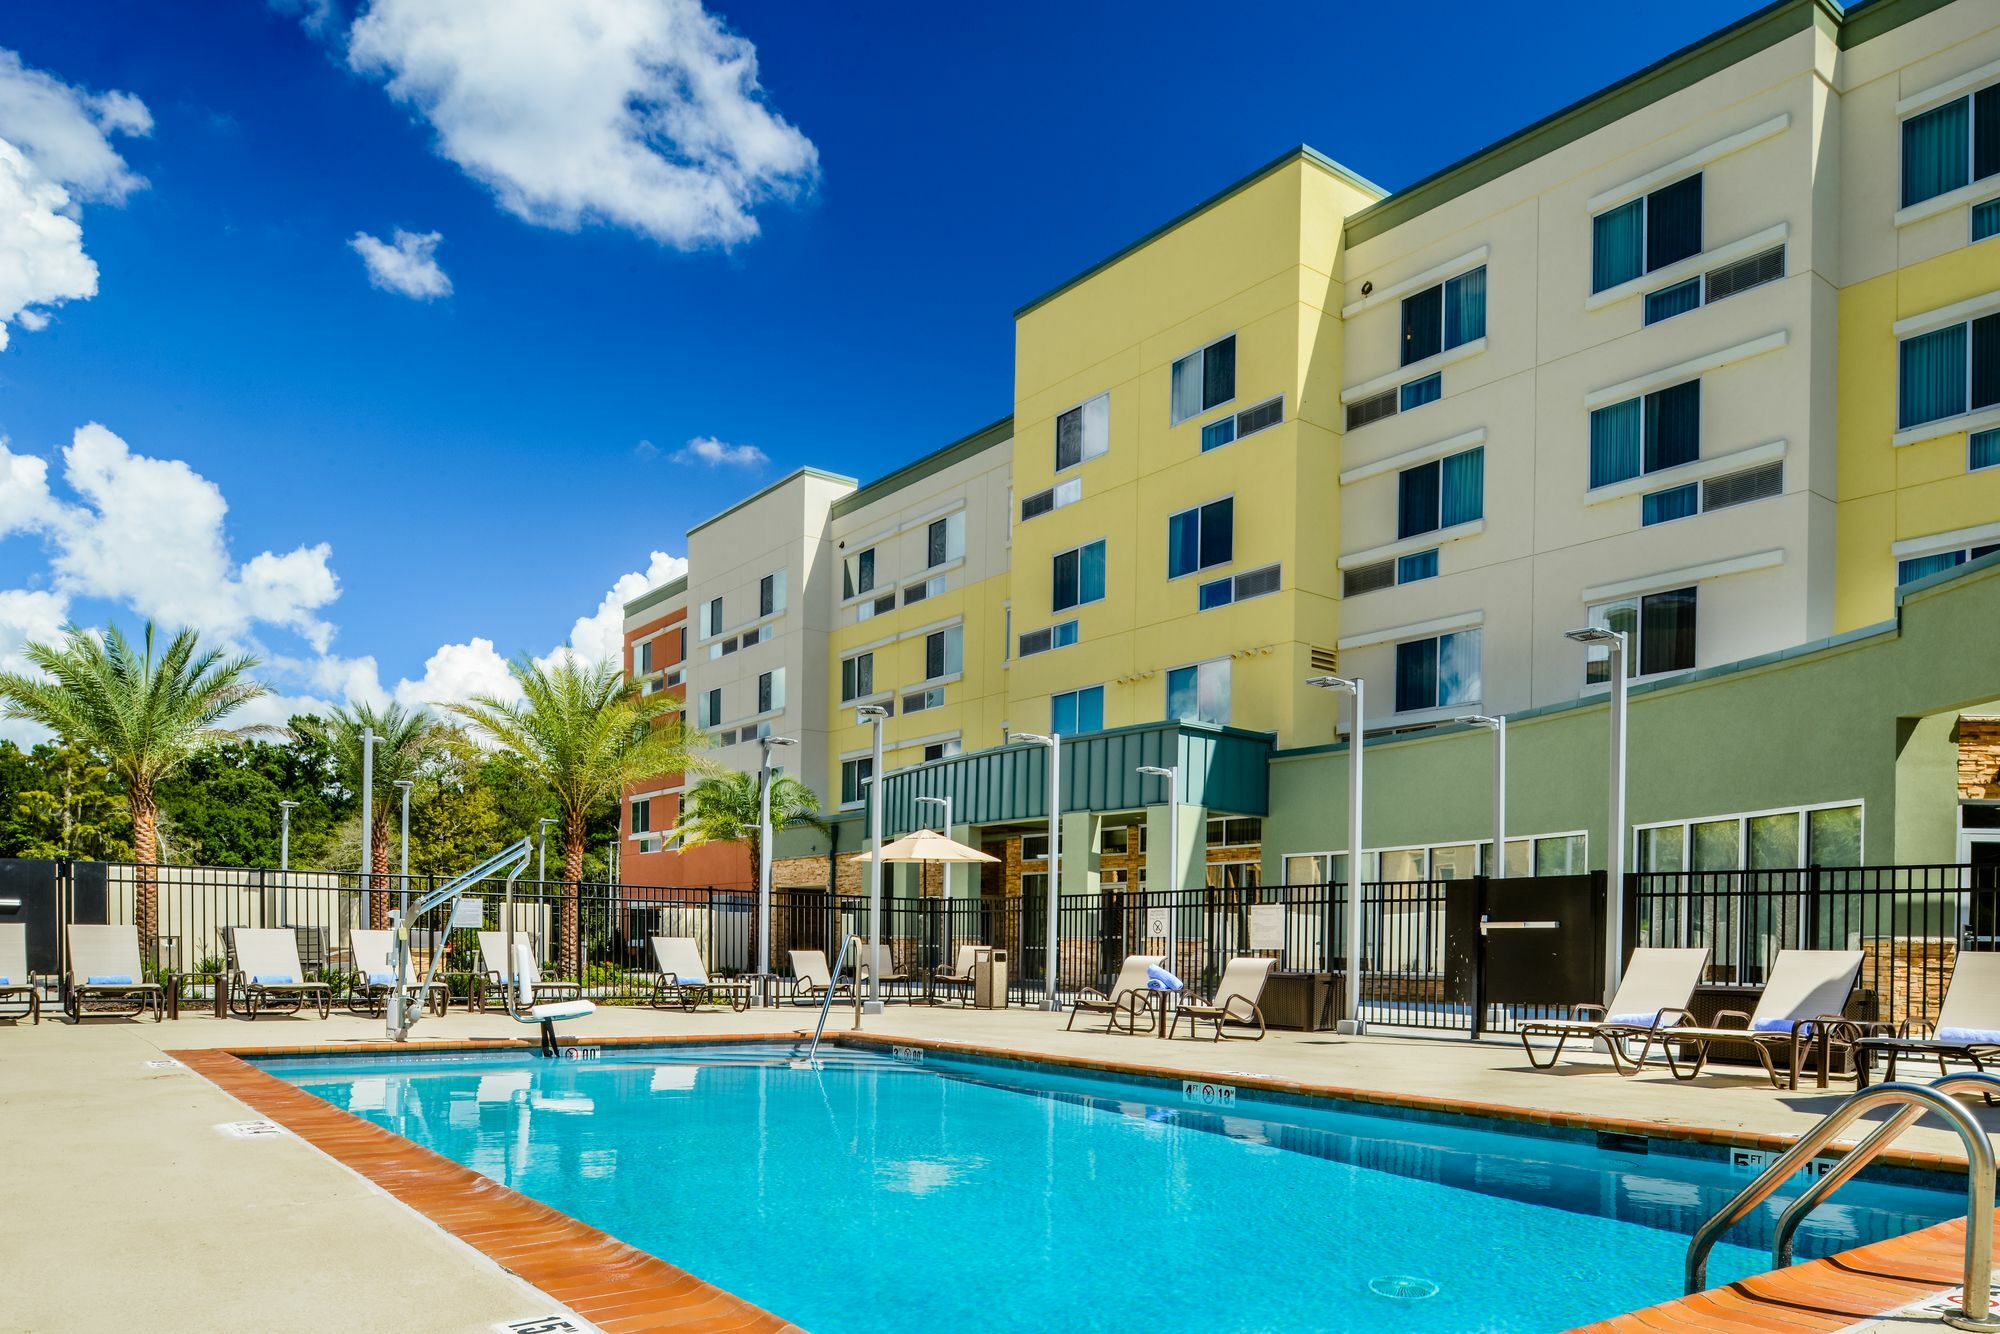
(0, 922, 40, 1024)
(1657, 948, 1865, 1088)
(346, 928, 449, 1018)
(228, 927, 332, 1019)
(1170, 955, 1277, 1041)
(1067, 953, 1166, 1033)
(1854, 951, 2000, 1090)
(932, 944, 990, 1007)
(648, 936, 749, 1011)
(64, 924, 164, 1022)
(789, 948, 852, 1005)
(1517, 947, 1710, 1075)
(476, 931, 580, 1010)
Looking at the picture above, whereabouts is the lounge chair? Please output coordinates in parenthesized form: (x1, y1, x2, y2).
(63, 924, 164, 1022)
(932, 944, 989, 1006)
(345, 929, 449, 1018)
(857, 947, 911, 1000)
(227, 927, 332, 1019)
(0, 922, 40, 1024)
(1170, 955, 1277, 1040)
(648, 936, 749, 1011)
(1656, 948, 1866, 1088)
(1067, 953, 1165, 1032)
(1517, 947, 1710, 1075)
(475, 931, 579, 1010)
(789, 948, 852, 1005)
(1854, 951, 2000, 1090)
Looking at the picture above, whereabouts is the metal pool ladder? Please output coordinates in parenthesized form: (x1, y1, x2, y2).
(1684, 1071, 2000, 1331)
(795, 933, 859, 1070)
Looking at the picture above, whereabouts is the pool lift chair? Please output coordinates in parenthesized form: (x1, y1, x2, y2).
(383, 837, 595, 1054)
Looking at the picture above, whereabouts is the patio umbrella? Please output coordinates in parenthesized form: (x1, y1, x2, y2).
(850, 830, 998, 993)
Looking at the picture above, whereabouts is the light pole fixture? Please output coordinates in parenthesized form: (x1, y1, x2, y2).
(277, 799, 299, 927)
(1135, 765, 1180, 970)
(389, 778, 414, 1033)
(1015, 732, 1064, 1012)
(537, 817, 557, 886)
(1457, 715, 1507, 879)
(1565, 626, 1629, 999)
(857, 704, 890, 1015)
(359, 726, 377, 920)
(757, 735, 798, 1000)
(1306, 676, 1365, 1034)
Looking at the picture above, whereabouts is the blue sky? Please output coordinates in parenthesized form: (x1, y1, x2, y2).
(0, 0, 1749, 725)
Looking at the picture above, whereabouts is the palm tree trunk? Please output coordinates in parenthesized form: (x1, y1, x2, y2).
(560, 826, 585, 979)
(131, 790, 159, 967)
(747, 829, 762, 972)
(369, 814, 394, 929)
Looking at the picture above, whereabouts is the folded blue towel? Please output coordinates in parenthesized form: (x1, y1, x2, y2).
(0, 976, 10, 985)
(1146, 964, 1184, 992)
(1754, 1017, 1804, 1033)
(1940, 1028, 2000, 1046)
(252, 974, 296, 986)
(1607, 1013, 1657, 1027)
(87, 974, 133, 985)
(367, 971, 395, 987)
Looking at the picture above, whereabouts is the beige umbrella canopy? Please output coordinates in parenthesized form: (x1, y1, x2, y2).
(848, 828, 998, 864)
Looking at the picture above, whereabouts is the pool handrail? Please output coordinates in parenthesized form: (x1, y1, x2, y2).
(804, 934, 859, 1067)
(1683, 1072, 1998, 1331)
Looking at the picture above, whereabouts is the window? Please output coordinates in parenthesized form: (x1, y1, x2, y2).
(1974, 428, 2000, 471)
(1171, 335, 1236, 425)
(1898, 542, 2000, 585)
(1166, 658, 1230, 726)
(902, 686, 944, 714)
(840, 652, 874, 702)
(1198, 563, 1280, 610)
(923, 626, 963, 680)
(1592, 174, 1702, 292)
(1394, 629, 1480, 712)
(1585, 586, 1696, 682)
(1978, 199, 2000, 243)
(1200, 395, 1284, 452)
(921, 740, 961, 763)
(842, 548, 875, 599)
(1020, 477, 1082, 522)
(630, 797, 651, 835)
(1208, 817, 1262, 848)
(1055, 393, 1109, 470)
(840, 757, 873, 807)
(756, 668, 784, 714)
(1167, 498, 1233, 578)
(1344, 552, 1435, 595)
(1396, 550, 1438, 583)
(759, 569, 786, 618)
(1018, 620, 1078, 657)
(1396, 447, 1483, 539)
(1901, 84, 1999, 208)
(926, 513, 965, 567)
(1400, 373, 1441, 411)
(634, 638, 654, 676)
(1052, 540, 1106, 611)
(856, 593, 894, 621)
(1100, 826, 1131, 856)
(700, 687, 722, 728)
(1050, 685, 1104, 735)
(1641, 483, 1700, 526)
(1641, 461, 1783, 527)
(1898, 313, 2000, 430)
(1021, 833, 1048, 862)
(903, 575, 945, 607)
(1401, 266, 1487, 366)
(701, 597, 723, 638)
(1644, 277, 1702, 325)
(1589, 379, 1699, 488)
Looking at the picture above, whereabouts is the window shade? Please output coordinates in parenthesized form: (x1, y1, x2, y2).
(1198, 498, 1233, 570)
(1638, 587, 1697, 676)
(1398, 460, 1440, 539)
(1445, 266, 1486, 348)
(1644, 380, 1700, 472)
(1592, 199, 1643, 292)
(1402, 285, 1443, 366)
(1440, 447, 1483, 527)
(1899, 323, 1968, 428)
(1645, 175, 1702, 272)
(1903, 98, 1970, 207)
(1590, 399, 1643, 488)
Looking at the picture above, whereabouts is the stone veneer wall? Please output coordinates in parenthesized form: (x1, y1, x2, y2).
(1960, 716, 2000, 800)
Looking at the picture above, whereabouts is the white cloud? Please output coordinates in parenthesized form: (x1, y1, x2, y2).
(342, 0, 817, 249)
(0, 587, 69, 744)
(672, 435, 766, 469)
(392, 637, 523, 710)
(549, 550, 687, 668)
(0, 49, 149, 349)
(349, 227, 452, 299)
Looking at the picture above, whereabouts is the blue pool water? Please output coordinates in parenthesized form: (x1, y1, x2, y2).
(258, 1043, 1963, 1333)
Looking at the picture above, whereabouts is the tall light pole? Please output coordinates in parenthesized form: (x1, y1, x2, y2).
(1457, 715, 1507, 878)
(757, 735, 798, 1002)
(1566, 626, 1629, 1000)
(1307, 676, 1365, 1033)
(359, 726, 377, 925)
(1015, 732, 1064, 1012)
(857, 704, 890, 1014)
(1136, 764, 1180, 969)
(914, 794, 951, 893)
(537, 817, 557, 886)
(277, 799, 299, 927)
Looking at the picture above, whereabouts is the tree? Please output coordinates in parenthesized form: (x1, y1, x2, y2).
(301, 702, 442, 927)
(674, 769, 827, 879)
(448, 655, 698, 976)
(0, 622, 267, 946)
(5, 741, 133, 860)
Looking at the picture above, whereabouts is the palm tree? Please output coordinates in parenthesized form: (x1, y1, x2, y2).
(301, 702, 442, 929)
(448, 654, 697, 976)
(674, 769, 827, 881)
(0, 622, 268, 949)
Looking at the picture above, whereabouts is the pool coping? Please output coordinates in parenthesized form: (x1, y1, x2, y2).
(173, 1030, 1990, 1333)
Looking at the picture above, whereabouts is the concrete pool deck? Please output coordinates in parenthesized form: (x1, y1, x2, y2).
(7, 1000, 1999, 1332)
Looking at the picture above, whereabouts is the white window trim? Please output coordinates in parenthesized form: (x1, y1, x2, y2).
(1392, 701, 1480, 726)
(896, 614, 964, 644)
(1169, 335, 1238, 427)
(1891, 289, 2000, 341)
(1340, 246, 1490, 320)
(1895, 178, 2000, 229)
(1583, 331, 1788, 410)
(1899, 58, 2000, 119)
(840, 498, 969, 553)
(1340, 427, 1487, 486)
(1341, 336, 1487, 404)
(1586, 114, 1790, 214)
(1890, 294, 2000, 446)
(1585, 438, 1786, 504)
(1891, 520, 2000, 561)
(1337, 609, 1482, 653)
(1583, 222, 1790, 311)
(899, 729, 964, 754)
(1579, 548, 1783, 604)
(1632, 799, 1865, 870)
(627, 785, 680, 804)
(1338, 519, 1484, 570)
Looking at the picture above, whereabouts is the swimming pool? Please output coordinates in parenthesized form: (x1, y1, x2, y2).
(258, 1042, 1964, 1333)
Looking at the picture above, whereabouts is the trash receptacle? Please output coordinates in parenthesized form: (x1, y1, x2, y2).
(974, 949, 1008, 1008)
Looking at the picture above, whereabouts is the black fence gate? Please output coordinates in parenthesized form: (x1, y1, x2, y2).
(1451, 873, 1606, 1038)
